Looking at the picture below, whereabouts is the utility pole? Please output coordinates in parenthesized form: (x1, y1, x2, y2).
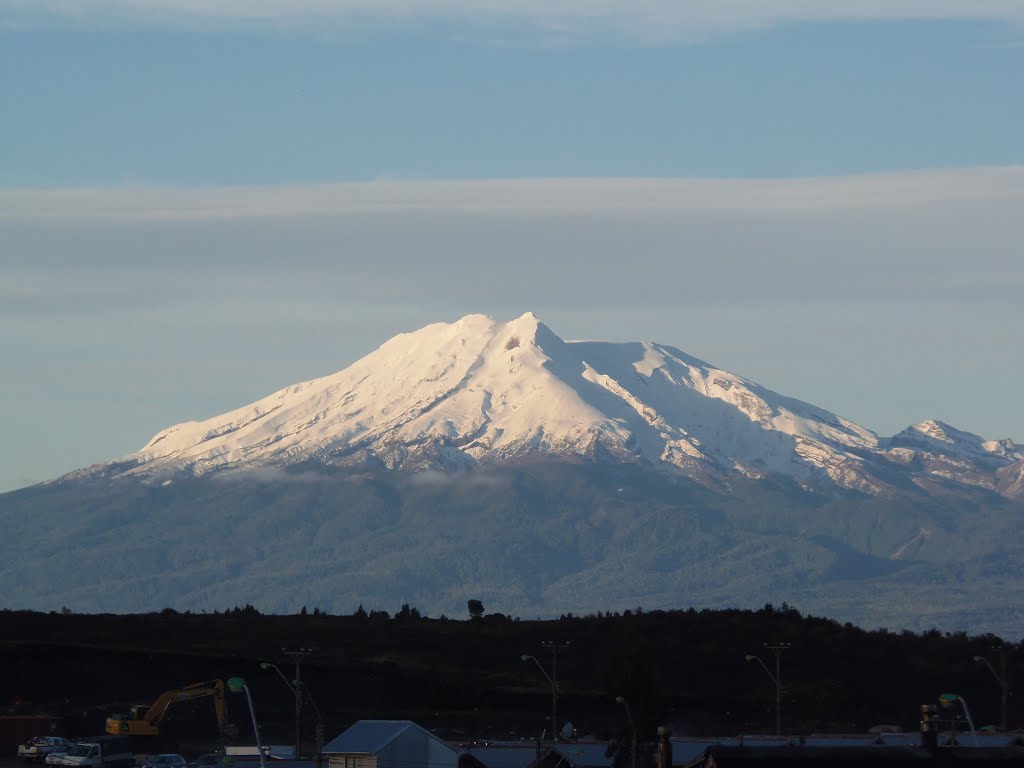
(541, 641, 570, 741)
(765, 643, 790, 737)
(283, 648, 313, 759)
(615, 697, 636, 768)
(1000, 648, 1010, 733)
(747, 643, 790, 736)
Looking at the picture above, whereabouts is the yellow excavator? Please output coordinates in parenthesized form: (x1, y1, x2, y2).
(106, 679, 226, 737)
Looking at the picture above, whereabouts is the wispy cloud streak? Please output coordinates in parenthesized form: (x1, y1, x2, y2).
(5, 0, 1024, 42)
(4, 167, 1024, 221)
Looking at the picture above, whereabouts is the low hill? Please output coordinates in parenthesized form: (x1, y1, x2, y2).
(1, 607, 1019, 749)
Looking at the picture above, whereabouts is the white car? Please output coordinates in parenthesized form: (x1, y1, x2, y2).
(18, 738, 71, 763)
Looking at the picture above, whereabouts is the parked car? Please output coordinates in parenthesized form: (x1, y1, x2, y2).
(188, 755, 223, 768)
(52, 739, 134, 768)
(18, 738, 71, 762)
(45, 751, 71, 768)
(142, 756, 187, 768)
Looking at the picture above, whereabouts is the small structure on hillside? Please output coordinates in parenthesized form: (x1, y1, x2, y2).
(323, 721, 457, 768)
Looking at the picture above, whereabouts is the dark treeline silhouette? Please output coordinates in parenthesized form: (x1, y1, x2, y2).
(1, 604, 1020, 748)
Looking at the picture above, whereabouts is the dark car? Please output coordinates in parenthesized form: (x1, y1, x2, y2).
(142, 756, 186, 768)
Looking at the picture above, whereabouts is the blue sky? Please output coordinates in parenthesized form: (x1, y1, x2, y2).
(2, 2, 1023, 492)
(4, 11, 1024, 185)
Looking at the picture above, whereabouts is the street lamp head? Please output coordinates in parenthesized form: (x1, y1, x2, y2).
(520, 654, 531, 662)
(972, 656, 985, 662)
(227, 677, 247, 693)
(259, 663, 273, 670)
(615, 696, 625, 704)
(745, 655, 756, 661)
(938, 693, 961, 708)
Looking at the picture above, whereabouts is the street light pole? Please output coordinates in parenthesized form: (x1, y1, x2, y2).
(521, 654, 556, 741)
(543, 641, 569, 740)
(259, 662, 298, 756)
(745, 643, 789, 736)
(283, 648, 312, 759)
(768, 644, 788, 738)
(939, 693, 979, 746)
(615, 697, 636, 768)
(260, 662, 295, 692)
(226, 678, 266, 768)
(522, 642, 569, 742)
(973, 650, 1009, 732)
(262, 650, 316, 761)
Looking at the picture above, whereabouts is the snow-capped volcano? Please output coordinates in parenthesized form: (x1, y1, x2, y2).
(98, 312, 1019, 496)
(10, 313, 1024, 631)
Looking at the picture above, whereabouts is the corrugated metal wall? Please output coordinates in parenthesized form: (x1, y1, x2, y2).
(330, 755, 378, 768)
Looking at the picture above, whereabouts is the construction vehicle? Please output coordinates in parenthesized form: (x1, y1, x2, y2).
(105, 680, 226, 737)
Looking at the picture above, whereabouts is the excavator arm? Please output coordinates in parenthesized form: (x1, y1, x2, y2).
(142, 680, 225, 729)
(107, 680, 226, 737)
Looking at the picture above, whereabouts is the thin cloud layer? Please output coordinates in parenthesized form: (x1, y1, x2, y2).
(5, 168, 1021, 313)
(6, 0, 1024, 41)
(4, 167, 1024, 221)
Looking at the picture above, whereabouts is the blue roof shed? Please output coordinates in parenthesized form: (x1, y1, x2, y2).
(323, 721, 458, 768)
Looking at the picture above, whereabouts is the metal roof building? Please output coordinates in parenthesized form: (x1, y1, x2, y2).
(323, 721, 458, 768)
(460, 744, 540, 768)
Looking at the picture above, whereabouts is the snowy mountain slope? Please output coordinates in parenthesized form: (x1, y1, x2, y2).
(78, 312, 1020, 497)
(997, 460, 1024, 498)
(891, 419, 1021, 466)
